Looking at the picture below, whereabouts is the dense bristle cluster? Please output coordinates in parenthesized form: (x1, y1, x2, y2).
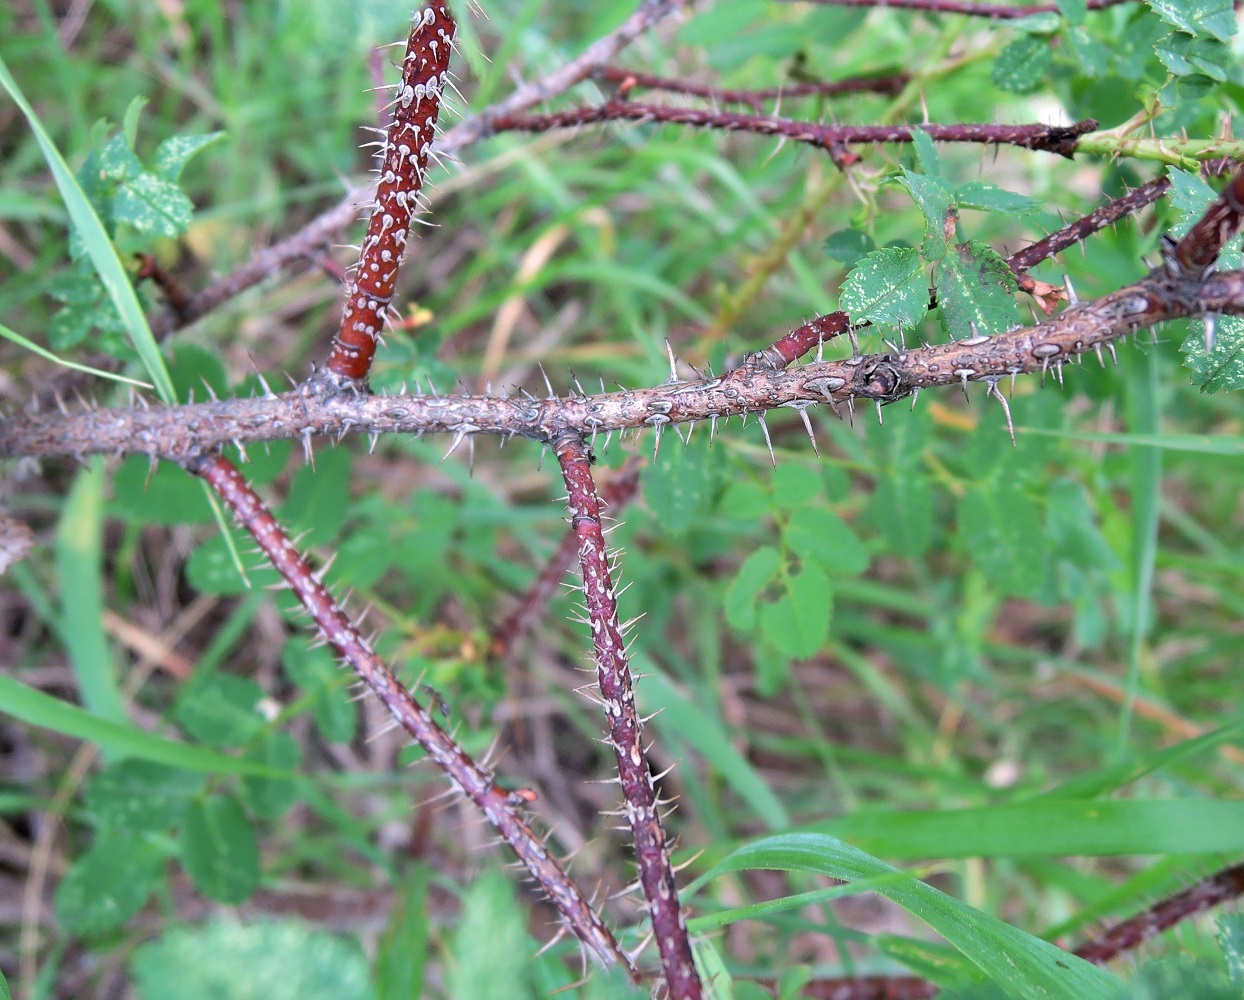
(325, 5, 457, 382)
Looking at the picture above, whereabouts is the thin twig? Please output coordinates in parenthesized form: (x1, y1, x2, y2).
(555, 435, 702, 999)
(594, 65, 911, 111)
(487, 102, 1098, 160)
(189, 452, 636, 976)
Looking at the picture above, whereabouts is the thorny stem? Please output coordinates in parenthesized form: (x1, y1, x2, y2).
(486, 104, 1098, 160)
(782, 0, 1130, 16)
(189, 452, 636, 977)
(148, 0, 694, 342)
(757, 172, 1189, 368)
(321, 4, 456, 384)
(555, 435, 702, 1000)
(490, 458, 641, 662)
(11, 260, 1244, 462)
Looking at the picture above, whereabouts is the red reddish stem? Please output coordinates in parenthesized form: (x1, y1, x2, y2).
(324, 5, 456, 383)
(490, 458, 641, 662)
(488, 102, 1097, 159)
(190, 451, 634, 976)
(555, 435, 702, 1000)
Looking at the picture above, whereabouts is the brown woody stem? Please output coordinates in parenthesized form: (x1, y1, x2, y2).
(9, 263, 1242, 463)
(555, 435, 702, 999)
(487, 103, 1098, 160)
(189, 452, 634, 976)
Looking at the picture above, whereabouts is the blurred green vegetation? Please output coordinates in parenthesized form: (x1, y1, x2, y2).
(2, 0, 1243, 997)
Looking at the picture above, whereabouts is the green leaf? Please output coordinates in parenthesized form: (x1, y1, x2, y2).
(240, 732, 301, 820)
(720, 479, 771, 519)
(186, 530, 282, 595)
(898, 169, 955, 261)
(56, 463, 125, 729)
(1183, 315, 1244, 393)
(1055, 0, 1086, 24)
(85, 759, 204, 833)
(282, 640, 357, 744)
(705, 833, 1125, 999)
(639, 662, 790, 830)
(0, 55, 174, 402)
(175, 674, 268, 749)
(824, 228, 876, 267)
(55, 832, 165, 934)
(954, 181, 1043, 217)
(181, 794, 261, 904)
(282, 446, 352, 546)
(643, 436, 712, 535)
(958, 480, 1045, 598)
(131, 918, 374, 1000)
(934, 241, 1019, 341)
(992, 35, 1053, 93)
(113, 456, 214, 525)
(784, 507, 870, 577)
(725, 546, 781, 632)
(808, 799, 1244, 857)
(376, 868, 430, 1000)
(113, 171, 194, 237)
(0, 673, 290, 777)
(759, 560, 831, 660)
(910, 127, 943, 180)
(769, 463, 822, 507)
(153, 131, 226, 182)
(868, 407, 934, 557)
(1219, 914, 1244, 983)
(1144, 0, 1234, 40)
(1156, 32, 1232, 80)
(839, 246, 929, 329)
(448, 871, 533, 1000)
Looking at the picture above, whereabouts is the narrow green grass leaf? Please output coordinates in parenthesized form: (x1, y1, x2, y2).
(705, 832, 1125, 1000)
(0, 321, 151, 388)
(1020, 428, 1244, 454)
(806, 799, 1244, 857)
(0, 55, 175, 403)
(376, 866, 430, 1000)
(448, 870, 533, 1000)
(56, 462, 125, 730)
(638, 663, 790, 830)
(0, 674, 288, 778)
(1118, 354, 1161, 758)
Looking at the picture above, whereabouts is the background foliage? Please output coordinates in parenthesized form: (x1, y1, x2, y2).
(2, 0, 1244, 997)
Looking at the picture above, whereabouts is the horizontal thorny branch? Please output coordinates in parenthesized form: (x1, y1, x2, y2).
(487, 102, 1099, 160)
(7, 255, 1244, 463)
